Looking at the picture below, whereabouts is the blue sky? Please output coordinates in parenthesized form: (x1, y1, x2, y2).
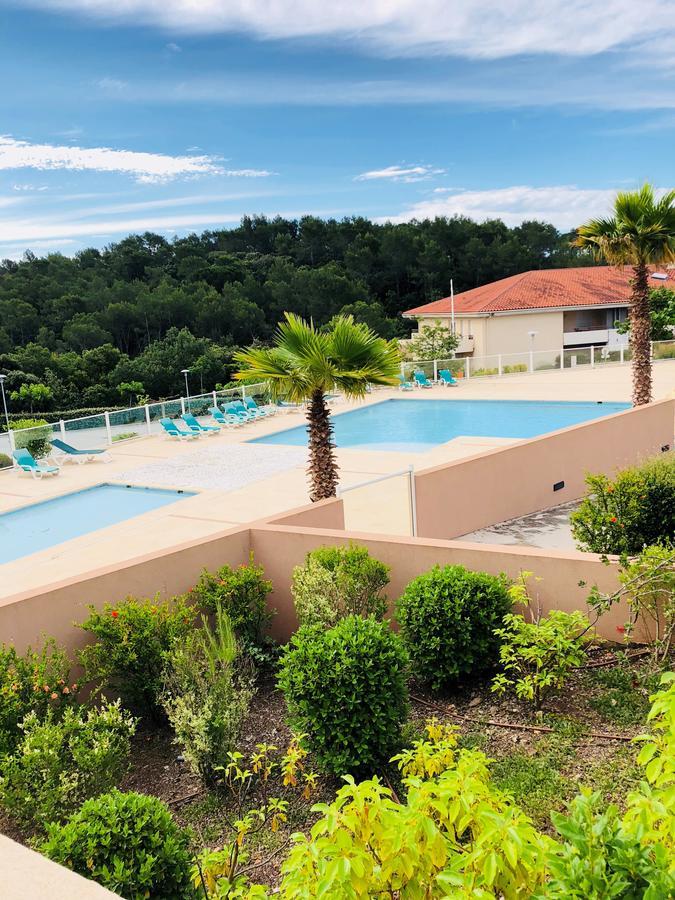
(1, 0, 674, 258)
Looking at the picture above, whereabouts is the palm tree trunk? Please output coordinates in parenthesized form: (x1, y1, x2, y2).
(306, 389, 338, 501)
(630, 264, 653, 406)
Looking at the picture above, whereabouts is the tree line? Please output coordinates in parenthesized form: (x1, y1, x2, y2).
(0, 214, 594, 413)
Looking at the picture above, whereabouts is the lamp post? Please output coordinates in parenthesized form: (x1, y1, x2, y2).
(527, 330, 538, 373)
(0, 374, 10, 454)
(181, 368, 190, 411)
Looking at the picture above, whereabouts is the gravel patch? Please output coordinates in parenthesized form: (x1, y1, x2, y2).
(111, 442, 307, 492)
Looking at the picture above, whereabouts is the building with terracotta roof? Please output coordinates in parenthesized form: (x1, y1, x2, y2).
(403, 266, 674, 361)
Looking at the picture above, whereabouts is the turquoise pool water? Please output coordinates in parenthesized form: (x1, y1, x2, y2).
(253, 399, 630, 453)
(0, 483, 194, 565)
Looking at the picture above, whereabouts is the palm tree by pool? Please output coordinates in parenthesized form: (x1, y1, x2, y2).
(575, 184, 675, 406)
(235, 312, 401, 501)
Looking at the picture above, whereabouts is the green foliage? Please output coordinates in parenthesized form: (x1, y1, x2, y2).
(570, 455, 675, 554)
(9, 382, 54, 413)
(78, 595, 196, 717)
(0, 639, 77, 757)
(291, 543, 389, 628)
(588, 664, 659, 727)
(0, 701, 135, 829)
(405, 321, 460, 360)
(491, 742, 575, 827)
(503, 363, 529, 373)
(616, 287, 675, 341)
(41, 789, 194, 900)
(278, 616, 409, 775)
(396, 564, 512, 690)
(492, 577, 593, 708)
(189, 556, 273, 659)
(161, 608, 253, 784)
(11, 417, 52, 458)
(0, 452, 12, 468)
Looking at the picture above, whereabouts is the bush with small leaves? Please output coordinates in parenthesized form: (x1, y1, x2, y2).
(0, 639, 77, 757)
(278, 616, 408, 775)
(0, 700, 136, 829)
(396, 564, 512, 690)
(41, 789, 194, 900)
(190, 555, 273, 656)
(291, 543, 390, 628)
(11, 418, 53, 459)
(570, 454, 675, 554)
(78, 595, 196, 717)
(0, 452, 12, 469)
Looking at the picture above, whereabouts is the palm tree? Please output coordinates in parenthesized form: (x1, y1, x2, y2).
(235, 313, 401, 501)
(575, 184, 675, 406)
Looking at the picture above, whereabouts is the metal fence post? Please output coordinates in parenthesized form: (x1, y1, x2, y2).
(433, 359, 438, 382)
(498, 354, 502, 376)
(144, 404, 152, 435)
(560, 349, 565, 370)
(59, 419, 66, 439)
(620, 345, 624, 364)
(590, 345, 595, 368)
(650, 341, 654, 360)
(242, 384, 247, 401)
(104, 411, 112, 446)
(212, 390, 217, 406)
(408, 465, 417, 537)
(465, 358, 470, 379)
(528, 350, 534, 373)
(7, 428, 15, 451)
(180, 397, 186, 415)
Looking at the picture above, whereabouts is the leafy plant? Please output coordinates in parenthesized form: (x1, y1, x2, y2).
(0, 639, 78, 757)
(11, 417, 52, 458)
(492, 575, 593, 708)
(291, 543, 389, 628)
(190, 556, 273, 659)
(0, 452, 12, 468)
(78, 595, 196, 717)
(570, 454, 675, 554)
(162, 608, 254, 785)
(278, 616, 409, 775)
(0, 700, 135, 829)
(41, 789, 194, 900)
(396, 564, 512, 690)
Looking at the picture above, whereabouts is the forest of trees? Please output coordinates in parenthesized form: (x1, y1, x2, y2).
(0, 214, 595, 414)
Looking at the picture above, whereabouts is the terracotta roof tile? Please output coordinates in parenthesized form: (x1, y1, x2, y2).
(404, 266, 675, 316)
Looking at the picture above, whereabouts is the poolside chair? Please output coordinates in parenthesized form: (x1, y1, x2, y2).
(182, 413, 219, 436)
(413, 370, 434, 389)
(244, 397, 276, 417)
(12, 448, 60, 479)
(210, 407, 243, 428)
(159, 417, 200, 440)
(222, 402, 254, 423)
(438, 369, 459, 387)
(397, 374, 414, 391)
(50, 438, 112, 463)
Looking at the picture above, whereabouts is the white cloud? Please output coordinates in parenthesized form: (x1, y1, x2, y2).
(384, 185, 637, 230)
(0, 135, 272, 183)
(21, 1, 675, 61)
(165, 41, 181, 52)
(355, 165, 446, 183)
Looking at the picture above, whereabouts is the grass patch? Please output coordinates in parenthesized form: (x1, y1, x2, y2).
(584, 745, 643, 812)
(587, 665, 659, 727)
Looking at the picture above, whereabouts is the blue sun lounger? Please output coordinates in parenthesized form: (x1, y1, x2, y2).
(182, 413, 219, 436)
(50, 438, 112, 463)
(12, 448, 60, 478)
(160, 417, 200, 440)
(222, 402, 254, 423)
(413, 370, 434, 388)
(438, 369, 459, 386)
(397, 374, 414, 391)
(210, 407, 243, 428)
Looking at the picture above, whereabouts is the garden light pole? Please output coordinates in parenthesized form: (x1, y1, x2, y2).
(181, 368, 191, 411)
(0, 374, 11, 455)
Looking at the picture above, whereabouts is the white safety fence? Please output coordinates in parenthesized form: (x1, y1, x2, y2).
(0, 382, 269, 464)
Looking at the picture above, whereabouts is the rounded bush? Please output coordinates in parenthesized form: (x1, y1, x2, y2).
(396, 564, 511, 690)
(0, 453, 12, 469)
(41, 789, 194, 900)
(278, 616, 408, 775)
(570, 454, 675, 554)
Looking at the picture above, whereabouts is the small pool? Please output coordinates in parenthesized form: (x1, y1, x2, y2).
(0, 483, 195, 565)
(252, 399, 630, 453)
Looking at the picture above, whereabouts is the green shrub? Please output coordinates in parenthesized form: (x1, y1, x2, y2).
(570, 454, 675, 554)
(396, 564, 512, 690)
(0, 701, 135, 829)
(78, 596, 196, 718)
(41, 789, 194, 900)
(503, 363, 528, 373)
(0, 639, 78, 758)
(189, 555, 273, 655)
(11, 418, 52, 458)
(161, 608, 253, 784)
(291, 543, 390, 628)
(0, 452, 11, 469)
(278, 616, 408, 775)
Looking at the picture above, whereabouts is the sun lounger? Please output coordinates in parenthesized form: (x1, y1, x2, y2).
(50, 438, 112, 463)
(12, 448, 60, 478)
(182, 413, 219, 436)
(159, 417, 200, 440)
(413, 371, 434, 388)
(438, 369, 459, 386)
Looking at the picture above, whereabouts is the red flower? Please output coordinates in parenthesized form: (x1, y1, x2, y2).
(610, 517, 617, 523)
(616, 625, 626, 634)
(111, 610, 119, 618)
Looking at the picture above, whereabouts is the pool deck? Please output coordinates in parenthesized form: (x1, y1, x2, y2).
(1, 360, 674, 600)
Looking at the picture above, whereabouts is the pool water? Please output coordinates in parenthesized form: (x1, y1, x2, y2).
(0, 483, 195, 565)
(252, 399, 630, 453)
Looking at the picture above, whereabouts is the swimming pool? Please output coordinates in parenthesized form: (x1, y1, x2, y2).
(0, 483, 195, 565)
(252, 399, 630, 453)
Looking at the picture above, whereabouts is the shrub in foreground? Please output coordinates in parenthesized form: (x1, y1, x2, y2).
(278, 616, 408, 775)
(0, 700, 135, 829)
(190, 555, 273, 655)
(78, 596, 196, 717)
(11, 418, 52, 458)
(396, 564, 511, 690)
(570, 454, 675, 554)
(41, 789, 194, 900)
(0, 639, 77, 757)
(161, 607, 253, 784)
(291, 543, 390, 628)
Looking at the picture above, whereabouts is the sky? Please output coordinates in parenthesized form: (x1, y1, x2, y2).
(1, 0, 674, 259)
